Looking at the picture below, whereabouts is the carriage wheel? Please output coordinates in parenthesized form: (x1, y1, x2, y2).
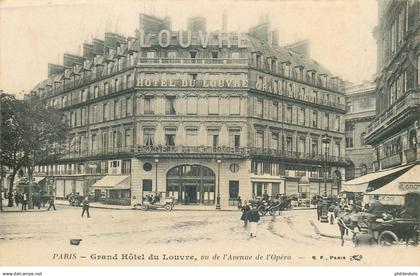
(378, 231, 399, 246)
(258, 206, 267, 216)
(140, 205, 148, 211)
(269, 207, 278, 216)
(164, 204, 173, 212)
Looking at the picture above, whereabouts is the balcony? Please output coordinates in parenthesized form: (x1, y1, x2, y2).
(366, 90, 420, 139)
(137, 58, 248, 66)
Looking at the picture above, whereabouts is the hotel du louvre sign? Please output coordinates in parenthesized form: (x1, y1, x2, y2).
(138, 30, 248, 49)
(136, 73, 249, 88)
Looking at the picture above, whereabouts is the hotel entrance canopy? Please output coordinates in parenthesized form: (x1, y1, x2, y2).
(342, 164, 413, 193)
(91, 175, 130, 190)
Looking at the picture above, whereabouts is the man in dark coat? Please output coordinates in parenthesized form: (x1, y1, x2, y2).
(247, 205, 261, 238)
(47, 196, 56, 211)
(240, 200, 250, 227)
(81, 196, 90, 218)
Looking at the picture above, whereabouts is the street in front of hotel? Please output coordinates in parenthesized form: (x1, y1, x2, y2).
(1, 204, 418, 266)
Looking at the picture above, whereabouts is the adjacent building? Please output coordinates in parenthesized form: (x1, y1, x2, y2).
(29, 14, 348, 207)
(344, 81, 376, 180)
(366, 0, 420, 171)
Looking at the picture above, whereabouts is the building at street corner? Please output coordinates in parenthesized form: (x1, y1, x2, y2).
(29, 13, 349, 208)
(344, 81, 376, 180)
(345, 0, 420, 208)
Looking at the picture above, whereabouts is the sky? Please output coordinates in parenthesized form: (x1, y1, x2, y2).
(0, 0, 378, 98)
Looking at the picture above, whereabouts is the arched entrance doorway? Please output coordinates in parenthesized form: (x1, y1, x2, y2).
(166, 165, 215, 205)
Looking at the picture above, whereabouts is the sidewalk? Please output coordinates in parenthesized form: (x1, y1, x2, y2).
(310, 218, 351, 240)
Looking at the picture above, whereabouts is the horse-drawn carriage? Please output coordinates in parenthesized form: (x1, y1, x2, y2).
(249, 195, 293, 216)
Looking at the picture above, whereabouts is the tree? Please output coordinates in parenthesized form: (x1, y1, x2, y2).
(0, 92, 69, 208)
(0, 93, 26, 206)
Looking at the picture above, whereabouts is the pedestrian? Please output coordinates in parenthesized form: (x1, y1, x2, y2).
(247, 205, 260, 238)
(328, 203, 336, 224)
(14, 192, 20, 207)
(21, 192, 28, 211)
(237, 196, 242, 209)
(337, 207, 353, 246)
(81, 196, 90, 218)
(240, 200, 250, 227)
(47, 196, 56, 211)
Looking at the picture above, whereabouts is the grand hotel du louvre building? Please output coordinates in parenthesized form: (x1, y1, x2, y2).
(28, 14, 349, 207)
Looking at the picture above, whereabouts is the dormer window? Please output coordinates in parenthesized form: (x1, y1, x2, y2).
(282, 62, 291, 78)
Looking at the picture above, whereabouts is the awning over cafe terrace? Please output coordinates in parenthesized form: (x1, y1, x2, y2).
(367, 165, 420, 196)
(91, 175, 130, 190)
(342, 164, 413, 193)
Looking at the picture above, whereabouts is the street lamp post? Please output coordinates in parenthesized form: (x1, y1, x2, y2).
(216, 159, 221, 210)
(154, 157, 159, 194)
(322, 134, 331, 196)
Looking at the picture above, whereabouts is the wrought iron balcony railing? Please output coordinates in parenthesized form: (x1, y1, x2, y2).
(137, 58, 248, 65)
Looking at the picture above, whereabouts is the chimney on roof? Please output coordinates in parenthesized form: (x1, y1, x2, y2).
(48, 64, 65, 77)
(82, 43, 96, 59)
(222, 11, 227, 32)
(249, 14, 271, 43)
(93, 39, 105, 55)
(271, 29, 279, 47)
(63, 53, 84, 68)
(187, 16, 206, 32)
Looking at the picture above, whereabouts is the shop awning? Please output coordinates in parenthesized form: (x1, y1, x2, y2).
(367, 165, 420, 196)
(342, 164, 413, 193)
(16, 177, 46, 185)
(91, 175, 130, 190)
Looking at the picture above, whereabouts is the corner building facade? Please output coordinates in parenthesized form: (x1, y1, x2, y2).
(30, 14, 348, 207)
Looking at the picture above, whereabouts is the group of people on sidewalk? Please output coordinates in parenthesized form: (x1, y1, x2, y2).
(240, 200, 261, 238)
(6, 191, 57, 211)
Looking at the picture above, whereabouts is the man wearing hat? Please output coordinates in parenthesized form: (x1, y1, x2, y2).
(337, 207, 352, 246)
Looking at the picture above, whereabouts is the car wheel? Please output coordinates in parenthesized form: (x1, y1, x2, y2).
(378, 230, 399, 246)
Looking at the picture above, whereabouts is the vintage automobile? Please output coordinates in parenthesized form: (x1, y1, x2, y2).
(134, 193, 175, 211)
(353, 213, 419, 246)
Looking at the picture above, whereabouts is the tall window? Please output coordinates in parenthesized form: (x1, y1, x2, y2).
(298, 137, 306, 153)
(165, 129, 176, 146)
(271, 132, 279, 150)
(126, 97, 133, 116)
(256, 131, 264, 148)
(114, 78, 119, 92)
(207, 129, 219, 147)
(286, 137, 293, 152)
(312, 140, 319, 156)
(324, 112, 330, 130)
(229, 129, 241, 147)
(102, 132, 108, 152)
(286, 105, 293, 123)
(94, 86, 99, 98)
(255, 99, 263, 118)
(103, 103, 109, 121)
(104, 82, 109, 95)
(114, 99, 121, 119)
(312, 110, 318, 128)
(335, 115, 341, 132)
(143, 128, 155, 146)
(144, 97, 154, 114)
(124, 129, 132, 147)
(299, 107, 306, 126)
(165, 96, 176, 115)
(360, 132, 366, 146)
(186, 129, 198, 146)
(208, 96, 219, 115)
(91, 134, 98, 153)
(272, 102, 279, 120)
